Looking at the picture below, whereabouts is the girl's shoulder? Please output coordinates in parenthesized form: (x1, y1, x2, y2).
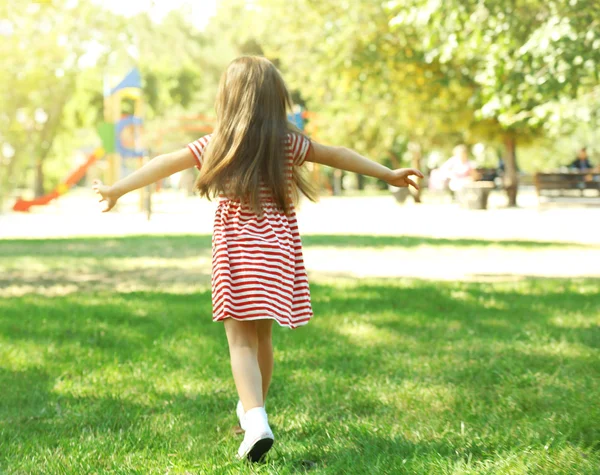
(189, 134, 212, 151)
(284, 132, 296, 146)
(284, 131, 310, 147)
(187, 134, 213, 168)
(285, 132, 311, 166)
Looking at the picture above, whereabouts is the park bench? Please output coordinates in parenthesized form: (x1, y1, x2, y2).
(474, 167, 500, 183)
(534, 172, 600, 204)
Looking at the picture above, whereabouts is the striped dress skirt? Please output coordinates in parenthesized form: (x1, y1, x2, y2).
(211, 198, 313, 329)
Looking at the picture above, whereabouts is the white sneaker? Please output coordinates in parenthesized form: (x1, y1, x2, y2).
(236, 400, 267, 432)
(237, 407, 274, 462)
(236, 400, 247, 431)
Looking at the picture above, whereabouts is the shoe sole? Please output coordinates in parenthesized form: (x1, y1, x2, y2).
(247, 437, 274, 463)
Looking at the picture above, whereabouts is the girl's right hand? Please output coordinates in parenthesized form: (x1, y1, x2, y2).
(92, 180, 120, 212)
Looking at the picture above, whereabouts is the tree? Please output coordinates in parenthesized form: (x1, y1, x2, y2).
(0, 3, 209, 211)
(217, 0, 600, 205)
(220, 0, 476, 194)
(422, 0, 600, 205)
(0, 0, 125, 209)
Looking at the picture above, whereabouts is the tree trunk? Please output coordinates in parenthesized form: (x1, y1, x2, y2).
(504, 135, 519, 207)
(0, 175, 6, 213)
(408, 141, 422, 203)
(332, 169, 342, 196)
(31, 78, 74, 200)
(387, 151, 401, 169)
(0, 153, 19, 213)
(356, 173, 365, 190)
(34, 158, 45, 198)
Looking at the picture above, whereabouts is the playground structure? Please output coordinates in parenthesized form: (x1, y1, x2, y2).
(100, 68, 146, 186)
(12, 69, 316, 212)
(12, 148, 106, 212)
(13, 68, 146, 212)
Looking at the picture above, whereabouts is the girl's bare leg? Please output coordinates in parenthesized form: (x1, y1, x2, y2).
(224, 319, 263, 411)
(256, 319, 274, 403)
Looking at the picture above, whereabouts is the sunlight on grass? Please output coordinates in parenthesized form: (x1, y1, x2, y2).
(551, 313, 599, 329)
(336, 322, 397, 347)
(0, 340, 47, 371)
(517, 340, 596, 359)
(1, 235, 599, 473)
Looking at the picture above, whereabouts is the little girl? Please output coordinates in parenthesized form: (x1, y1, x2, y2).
(93, 56, 422, 462)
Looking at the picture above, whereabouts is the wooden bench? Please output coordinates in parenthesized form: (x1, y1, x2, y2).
(534, 172, 600, 202)
(474, 167, 500, 183)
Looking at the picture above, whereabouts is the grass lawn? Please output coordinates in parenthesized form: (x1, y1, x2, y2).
(1, 235, 599, 474)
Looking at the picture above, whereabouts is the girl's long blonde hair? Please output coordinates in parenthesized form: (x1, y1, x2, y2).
(195, 56, 317, 214)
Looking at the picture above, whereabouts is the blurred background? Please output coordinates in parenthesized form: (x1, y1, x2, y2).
(1, 0, 600, 223)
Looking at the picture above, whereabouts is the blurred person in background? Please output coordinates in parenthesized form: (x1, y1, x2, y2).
(429, 144, 476, 197)
(569, 147, 594, 171)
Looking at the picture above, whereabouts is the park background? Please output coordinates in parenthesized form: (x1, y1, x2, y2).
(1, 0, 599, 473)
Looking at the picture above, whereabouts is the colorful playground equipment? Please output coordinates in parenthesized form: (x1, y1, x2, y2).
(13, 68, 146, 212)
(12, 147, 106, 212)
(101, 67, 145, 185)
(12, 68, 315, 212)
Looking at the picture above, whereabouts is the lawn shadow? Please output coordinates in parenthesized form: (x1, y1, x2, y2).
(308, 279, 600, 349)
(301, 234, 590, 249)
(270, 278, 600, 466)
(0, 291, 221, 370)
(0, 366, 237, 472)
(0, 234, 591, 262)
(0, 235, 213, 259)
(0, 289, 245, 471)
(288, 427, 597, 474)
(2, 235, 599, 472)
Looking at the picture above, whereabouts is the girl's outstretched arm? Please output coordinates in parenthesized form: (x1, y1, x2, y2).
(306, 141, 424, 189)
(93, 148, 197, 212)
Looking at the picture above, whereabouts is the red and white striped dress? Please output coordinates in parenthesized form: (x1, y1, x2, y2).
(187, 133, 313, 329)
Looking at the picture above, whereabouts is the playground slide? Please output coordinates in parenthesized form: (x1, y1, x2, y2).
(12, 147, 105, 212)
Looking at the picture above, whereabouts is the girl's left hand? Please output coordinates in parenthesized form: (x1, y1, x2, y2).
(386, 168, 424, 189)
(92, 180, 120, 212)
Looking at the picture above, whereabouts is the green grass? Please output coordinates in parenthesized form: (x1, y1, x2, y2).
(1, 235, 599, 474)
(0, 233, 592, 260)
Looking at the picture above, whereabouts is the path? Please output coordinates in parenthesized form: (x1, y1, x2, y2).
(1, 191, 599, 282)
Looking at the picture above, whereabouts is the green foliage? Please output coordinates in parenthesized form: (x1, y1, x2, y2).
(0, 0, 124, 204)
(241, 0, 475, 155)
(0, 3, 207, 208)
(2, 0, 599, 207)
(225, 0, 600, 166)
(426, 0, 600, 137)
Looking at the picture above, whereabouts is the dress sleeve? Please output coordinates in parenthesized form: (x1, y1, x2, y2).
(187, 134, 212, 169)
(290, 133, 312, 166)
